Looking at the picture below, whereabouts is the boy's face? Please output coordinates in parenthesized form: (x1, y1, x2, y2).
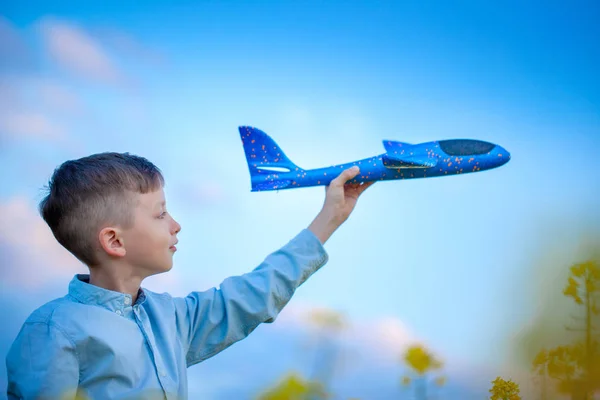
(120, 188, 181, 276)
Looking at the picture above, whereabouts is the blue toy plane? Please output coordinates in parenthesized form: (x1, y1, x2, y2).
(239, 126, 510, 192)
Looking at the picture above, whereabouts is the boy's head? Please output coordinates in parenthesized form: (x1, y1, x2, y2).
(39, 152, 181, 274)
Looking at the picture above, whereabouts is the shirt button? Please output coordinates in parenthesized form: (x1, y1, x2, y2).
(124, 297, 131, 305)
(115, 310, 122, 316)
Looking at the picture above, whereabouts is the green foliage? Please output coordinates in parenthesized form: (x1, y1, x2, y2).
(562, 260, 600, 307)
(531, 259, 600, 398)
(254, 255, 600, 399)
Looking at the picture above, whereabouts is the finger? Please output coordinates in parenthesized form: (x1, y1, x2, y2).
(331, 166, 360, 187)
(356, 180, 375, 195)
(344, 182, 360, 190)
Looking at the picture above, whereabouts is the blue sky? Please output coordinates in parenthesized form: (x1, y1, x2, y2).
(1, 1, 599, 398)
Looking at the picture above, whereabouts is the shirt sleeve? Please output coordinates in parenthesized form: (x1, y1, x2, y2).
(173, 228, 329, 366)
(6, 321, 80, 400)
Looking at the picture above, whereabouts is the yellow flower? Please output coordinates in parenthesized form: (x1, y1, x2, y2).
(489, 376, 521, 400)
(402, 344, 443, 375)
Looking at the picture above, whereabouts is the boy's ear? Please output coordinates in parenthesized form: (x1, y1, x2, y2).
(98, 227, 126, 257)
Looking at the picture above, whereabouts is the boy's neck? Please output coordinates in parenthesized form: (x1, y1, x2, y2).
(88, 269, 143, 304)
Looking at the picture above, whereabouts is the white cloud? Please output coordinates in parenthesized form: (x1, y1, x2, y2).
(262, 303, 533, 399)
(271, 302, 416, 365)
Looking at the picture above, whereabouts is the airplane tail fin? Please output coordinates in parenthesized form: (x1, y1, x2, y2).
(238, 126, 302, 191)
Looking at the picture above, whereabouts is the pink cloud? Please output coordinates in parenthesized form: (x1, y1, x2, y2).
(0, 17, 167, 146)
(38, 18, 123, 85)
(0, 80, 85, 149)
(0, 196, 187, 292)
(0, 111, 66, 139)
(0, 18, 80, 142)
(0, 197, 84, 288)
(36, 80, 85, 115)
(172, 180, 229, 208)
(96, 27, 166, 66)
(192, 183, 227, 205)
(0, 80, 66, 141)
(0, 80, 21, 111)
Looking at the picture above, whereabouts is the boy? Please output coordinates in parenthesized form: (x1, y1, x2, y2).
(6, 152, 373, 399)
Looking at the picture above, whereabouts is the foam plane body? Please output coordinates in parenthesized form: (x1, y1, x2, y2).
(239, 126, 510, 192)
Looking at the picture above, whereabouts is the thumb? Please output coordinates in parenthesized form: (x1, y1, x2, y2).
(331, 166, 360, 187)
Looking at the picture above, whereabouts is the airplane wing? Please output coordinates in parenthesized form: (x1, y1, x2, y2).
(381, 140, 437, 168)
(382, 153, 437, 168)
(382, 140, 411, 152)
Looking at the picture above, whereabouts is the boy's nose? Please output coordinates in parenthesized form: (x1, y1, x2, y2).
(172, 219, 182, 234)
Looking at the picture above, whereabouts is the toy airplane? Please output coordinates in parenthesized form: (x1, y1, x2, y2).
(238, 126, 510, 192)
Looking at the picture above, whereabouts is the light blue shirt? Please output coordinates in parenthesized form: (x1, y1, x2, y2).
(6, 229, 328, 400)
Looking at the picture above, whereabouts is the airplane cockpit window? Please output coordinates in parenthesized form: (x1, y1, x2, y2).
(439, 139, 495, 156)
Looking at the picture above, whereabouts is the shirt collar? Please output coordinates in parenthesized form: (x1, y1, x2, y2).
(68, 274, 146, 314)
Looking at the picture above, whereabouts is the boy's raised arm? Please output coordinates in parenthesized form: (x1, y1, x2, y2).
(172, 166, 374, 366)
(6, 322, 79, 400)
(174, 227, 328, 366)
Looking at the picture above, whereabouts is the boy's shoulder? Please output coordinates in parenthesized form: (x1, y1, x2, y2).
(22, 295, 78, 327)
(23, 288, 174, 324)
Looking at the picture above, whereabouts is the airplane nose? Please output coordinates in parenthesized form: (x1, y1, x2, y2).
(496, 145, 511, 165)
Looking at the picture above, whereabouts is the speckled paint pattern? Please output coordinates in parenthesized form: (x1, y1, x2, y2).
(239, 126, 511, 192)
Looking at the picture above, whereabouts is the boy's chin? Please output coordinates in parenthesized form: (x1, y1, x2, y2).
(144, 263, 173, 277)
(157, 263, 174, 273)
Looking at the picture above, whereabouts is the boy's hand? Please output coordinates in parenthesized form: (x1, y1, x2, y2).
(308, 166, 374, 244)
(324, 166, 374, 224)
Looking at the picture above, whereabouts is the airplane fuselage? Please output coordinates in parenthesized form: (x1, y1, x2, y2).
(250, 143, 509, 191)
(238, 126, 511, 192)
